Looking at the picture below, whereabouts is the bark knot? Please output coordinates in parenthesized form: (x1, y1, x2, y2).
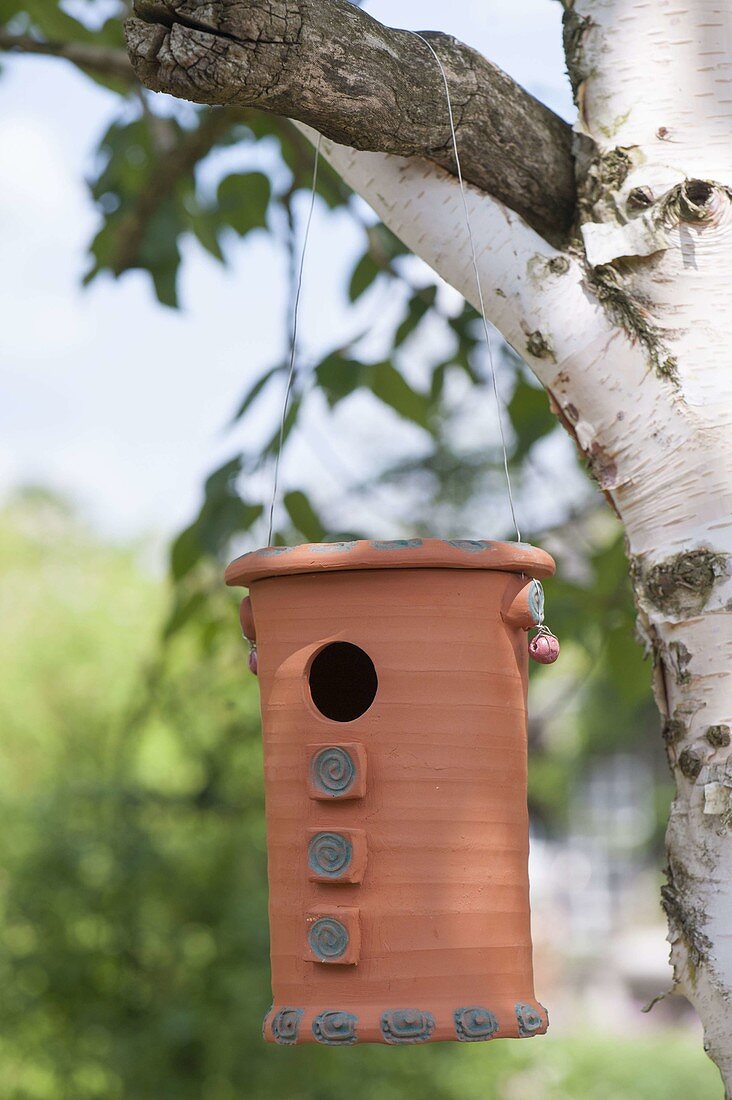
(525, 330, 554, 360)
(678, 748, 703, 781)
(662, 715, 688, 746)
(678, 180, 717, 222)
(634, 549, 727, 619)
(706, 725, 731, 749)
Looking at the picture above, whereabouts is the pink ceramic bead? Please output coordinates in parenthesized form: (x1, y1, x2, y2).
(248, 647, 259, 676)
(529, 633, 560, 664)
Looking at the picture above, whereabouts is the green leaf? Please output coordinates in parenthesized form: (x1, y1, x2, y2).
(202, 497, 262, 558)
(283, 491, 326, 543)
(314, 353, 430, 427)
(170, 457, 263, 580)
(348, 253, 380, 301)
(261, 396, 302, 456)
(365, 222, 408, 265)
(131, 198, 185, 305)
(230, 364, 286, 424)
(189, 207, 225, 263)
(85, 118, 189, 305)
(445, 306, 483, 383)
(170, 525, 202, 582)
(10, 0, 97, 41)
(202, 455, 244, 501)
(314, 353, 367, 407)
(150, 258, 180, 309)
(162, 589, 208, 640)
(394, 288, 436, 347)
(430, 360, 449, 403)
(216, 172, 270, 236)
(508, 377, 557, 460)
(370, 361, 430, 429)
(606, 620, 651, 706)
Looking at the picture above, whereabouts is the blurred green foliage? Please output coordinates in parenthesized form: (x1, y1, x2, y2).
(0, 495, 718, 1098)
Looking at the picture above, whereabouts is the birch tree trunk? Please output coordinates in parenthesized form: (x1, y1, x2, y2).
(125, 0, 732, 1088)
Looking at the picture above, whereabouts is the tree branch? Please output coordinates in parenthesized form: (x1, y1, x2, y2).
(0, 30, 135, 84)
(307, 128, 577, 370)
(125, 0, 575, 244)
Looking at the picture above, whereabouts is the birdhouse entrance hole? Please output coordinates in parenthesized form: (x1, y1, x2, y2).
(308, 642, 378, 722)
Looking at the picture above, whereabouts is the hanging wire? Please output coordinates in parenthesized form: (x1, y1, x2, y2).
(409, 31, 522, 542)
(266, 133, 322, 546)
(266, 33, 522, 544)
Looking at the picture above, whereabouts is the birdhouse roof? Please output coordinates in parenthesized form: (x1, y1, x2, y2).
(225, 538, 554, 588)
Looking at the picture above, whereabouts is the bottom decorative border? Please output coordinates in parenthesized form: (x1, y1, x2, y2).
(263, 1000, 548, 1046)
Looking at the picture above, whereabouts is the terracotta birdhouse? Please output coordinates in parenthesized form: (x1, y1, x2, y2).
(225, 538, 554, 1046)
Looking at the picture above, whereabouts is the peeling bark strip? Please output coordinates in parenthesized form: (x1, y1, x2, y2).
(661, 858, 713, 979)
(125, 0, 575, 243)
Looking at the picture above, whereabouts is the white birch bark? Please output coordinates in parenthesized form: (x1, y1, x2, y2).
(569, 2, 732, 1088)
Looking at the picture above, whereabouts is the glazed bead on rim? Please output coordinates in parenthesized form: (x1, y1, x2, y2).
(529, 633, 560, 664)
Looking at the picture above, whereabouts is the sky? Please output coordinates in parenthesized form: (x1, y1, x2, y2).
(0, 1, 574, 543)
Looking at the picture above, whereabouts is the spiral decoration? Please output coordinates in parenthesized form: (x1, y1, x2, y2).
(310, 746, 356, 797)
(270, 1007, 304, 1045)
(312, 1010, 358, 1045)
(380, 1009, 435, 1044)
(454, 1006, 499, 1042)
(308, 917, 349, 960)
(308, 832, 352, 879)
(515, 1002, 544, 1036)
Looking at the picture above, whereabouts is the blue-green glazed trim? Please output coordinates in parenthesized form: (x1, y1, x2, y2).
(271, 1007, 304, 1045)
(454, 1006, 499, 1041)
(308, 832, 353, 879)
(310, 746, 356, 797)
(447, 539, 494, 552)
(371, 539, 423, 550)
(527, 579, 545, 625)
(257, 546, 293, 558)
(515, 1002, 544, 1036)
(381, 1009, 435, 1044)
(308, 917, 349, 960)
(312, 1010, 358, 1045)
(309, 541, 358, 553)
